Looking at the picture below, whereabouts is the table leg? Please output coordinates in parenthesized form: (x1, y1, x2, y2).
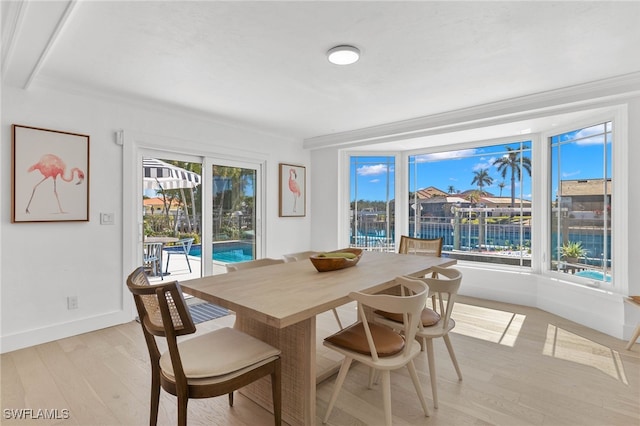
(234, 314, 316, 426)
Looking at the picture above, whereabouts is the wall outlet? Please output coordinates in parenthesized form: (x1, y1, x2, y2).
(67, 296, 78, 310)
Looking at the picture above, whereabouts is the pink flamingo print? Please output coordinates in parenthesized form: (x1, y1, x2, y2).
(25, 154, 85, 214)
(288, 168, 301, 212)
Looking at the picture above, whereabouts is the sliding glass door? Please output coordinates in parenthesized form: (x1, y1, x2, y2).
(210, 161, 261, 274)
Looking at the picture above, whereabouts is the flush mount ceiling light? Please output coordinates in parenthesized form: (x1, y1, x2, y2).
(327, 45, 360, 65)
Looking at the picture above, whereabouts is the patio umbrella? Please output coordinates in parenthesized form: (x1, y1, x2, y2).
(143, 157, 201, 190)
(143, 157, 201, 232)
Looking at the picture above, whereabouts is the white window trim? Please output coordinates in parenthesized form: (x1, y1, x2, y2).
(341, 105, 629, 297)
(539, 106, 628, 294)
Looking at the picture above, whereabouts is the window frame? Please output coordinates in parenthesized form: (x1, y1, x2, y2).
(342, 106, 629, 296)
(539, 107, 628, 293)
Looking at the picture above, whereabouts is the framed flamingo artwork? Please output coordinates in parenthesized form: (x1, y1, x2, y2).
(279, 163, 305, 217)
(11, 124, 90, 223)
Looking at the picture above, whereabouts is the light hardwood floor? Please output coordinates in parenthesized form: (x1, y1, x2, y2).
(2, 295, 639, 425)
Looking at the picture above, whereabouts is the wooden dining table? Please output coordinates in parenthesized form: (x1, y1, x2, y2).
(180, 250, 456, 426)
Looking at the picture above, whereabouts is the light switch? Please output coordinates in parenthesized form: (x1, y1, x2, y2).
(100, 212, 114, 225)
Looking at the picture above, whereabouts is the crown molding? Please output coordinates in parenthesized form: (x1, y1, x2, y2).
(303, 72, 640, 150)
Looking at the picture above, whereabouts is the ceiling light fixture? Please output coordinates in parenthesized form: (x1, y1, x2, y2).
(327, 45, 360, 65)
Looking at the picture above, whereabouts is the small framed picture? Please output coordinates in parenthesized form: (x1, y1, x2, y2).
(279, 163, 305, 217)
(12, 125, 90, 222)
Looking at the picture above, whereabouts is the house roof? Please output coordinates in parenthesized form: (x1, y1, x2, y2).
(414, 186, 449, 199)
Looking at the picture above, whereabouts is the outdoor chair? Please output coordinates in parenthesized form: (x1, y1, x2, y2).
(225, 258, 284, 272)
(283, 250, 345, 330)
(374, 266, 463, 408)
(164, 238, 195, 274)
(322, 276, 431, 426)
(126, 267, 282, 426)
(143, 242, 164, 280)
(398, 235, 443, 257)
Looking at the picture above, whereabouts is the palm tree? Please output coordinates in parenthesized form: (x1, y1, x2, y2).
(493, 146, 532, 207)
(447, 185, 456, 194)
(498, 181, 506, 197)
(471, 169, 493, 192)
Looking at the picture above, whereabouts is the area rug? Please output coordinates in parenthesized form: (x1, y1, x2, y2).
(188, 303, 230, 324)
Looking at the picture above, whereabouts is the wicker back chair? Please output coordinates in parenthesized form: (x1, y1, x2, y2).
(127, 267, 282, 425)
(398, 235, 443, 257)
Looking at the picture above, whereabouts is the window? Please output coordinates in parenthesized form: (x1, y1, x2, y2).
(550, 122, 612, 284)
(349, 156, 395, 251)
(408, 141, 532, 266)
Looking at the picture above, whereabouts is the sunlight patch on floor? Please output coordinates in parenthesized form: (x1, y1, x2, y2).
(452, 303, 525, 347)
(543, 324, 628, 384)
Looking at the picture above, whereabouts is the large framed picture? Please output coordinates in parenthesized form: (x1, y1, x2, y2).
(12, 124, 90, 223)
(279, 163, 305, 217)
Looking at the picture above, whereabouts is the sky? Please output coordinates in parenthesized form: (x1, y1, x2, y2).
(350, 122, 611, 203)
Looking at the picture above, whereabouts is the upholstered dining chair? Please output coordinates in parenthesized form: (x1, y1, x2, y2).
(398, 235, 443, 257)
(282, 250, 345, 330)
(126, 267, 282, 426)
(225, 257, 284, 272)
(322, 276, 431, 426)
(164, 237, 195, 274)
(374, 266, 463, 409)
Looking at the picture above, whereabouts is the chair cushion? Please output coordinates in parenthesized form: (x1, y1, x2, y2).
(374, 307, 441, 327)
(160, 327, 280, 380)
(324, 322, 405, 357)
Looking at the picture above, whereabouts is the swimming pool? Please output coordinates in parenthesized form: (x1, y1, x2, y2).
(575, 270, 612, 282)
(188, 242, 254, 263)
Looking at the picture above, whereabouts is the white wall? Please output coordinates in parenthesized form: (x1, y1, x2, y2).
(1, 84, 310, 353)
(310, 97, 640, 341)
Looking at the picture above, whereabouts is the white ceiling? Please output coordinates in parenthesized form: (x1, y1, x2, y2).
(3, 1, 640, 149)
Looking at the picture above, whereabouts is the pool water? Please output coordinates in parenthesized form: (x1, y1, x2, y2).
(188, 244, 254, 263)
(575, 270, 612, 282)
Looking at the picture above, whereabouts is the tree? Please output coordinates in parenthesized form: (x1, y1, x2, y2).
(493, 146, 532, 207)
(447, 185, 456, 194)
(498, 181, 506, 197)
(471, 169, 493, 192)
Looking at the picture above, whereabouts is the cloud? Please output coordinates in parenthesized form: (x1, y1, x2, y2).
(473, 156, 497, 171)
(562, 170, 581, 178)
(562, 124, 609, 145)
(414, 149, 478, 163)
(370, 178, 380, 183)
(357, 164, 390, 176)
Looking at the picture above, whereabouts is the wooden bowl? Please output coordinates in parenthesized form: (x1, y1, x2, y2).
(309, 248, 363, 272)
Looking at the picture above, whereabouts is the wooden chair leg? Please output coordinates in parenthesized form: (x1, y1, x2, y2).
(149, 375, 160, 426)
(380, 369, 392, 426)
(323, 357, 352, 424)
(407, 360, 430, 417)
(177, 395, 188, 426)
(331, 308, 343, 329)
(228, 392, 234, 407)
(271, 359, 282, 425)
(425, 338, 438, 408)
(443, 334, 463, 380)
(626, 323, 640, 350)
